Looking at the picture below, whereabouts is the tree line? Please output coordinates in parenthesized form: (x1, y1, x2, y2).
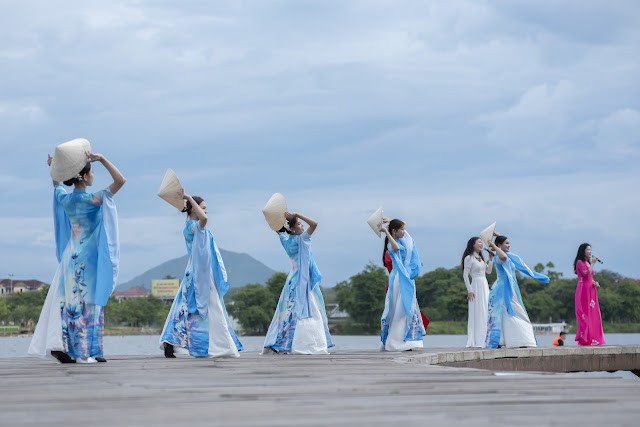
(0, 273, 291, 333)
(1, 263, 638, 335)
(333, 262, 640, 334)
(0, 288, 171, 331)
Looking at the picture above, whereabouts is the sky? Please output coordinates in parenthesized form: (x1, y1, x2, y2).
(1, 0, 639, 288)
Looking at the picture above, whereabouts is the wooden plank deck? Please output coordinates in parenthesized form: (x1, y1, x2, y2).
(1, 349, 639, 426)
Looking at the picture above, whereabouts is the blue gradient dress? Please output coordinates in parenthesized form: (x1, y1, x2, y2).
(263, 231, 334, 354)
(485, 252, 549, 348)
(160, 220, 243, 357)
(29, 185, 119, 360)
(380, 232, 426, 351)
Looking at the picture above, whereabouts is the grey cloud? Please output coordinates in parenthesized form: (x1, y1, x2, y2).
(1, 1, 639, 284)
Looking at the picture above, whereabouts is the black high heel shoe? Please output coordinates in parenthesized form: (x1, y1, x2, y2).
(51, 351, 76, 364)
(163, 343, 176, 358)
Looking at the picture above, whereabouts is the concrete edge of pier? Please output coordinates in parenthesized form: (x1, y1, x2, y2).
(395, 345, 640, 375)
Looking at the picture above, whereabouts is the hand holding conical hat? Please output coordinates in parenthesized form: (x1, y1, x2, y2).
(50, 138, 92, 182)
(366, 206, 384, 237)
(262, 193, 287, 231)
(158, 169, 185, 211)
(479, 221, 496, 248)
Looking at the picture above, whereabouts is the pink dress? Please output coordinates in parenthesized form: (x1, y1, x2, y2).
(575, 260, 605, 346)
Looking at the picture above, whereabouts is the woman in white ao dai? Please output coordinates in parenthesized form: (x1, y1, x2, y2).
(461, 237, 493, 348)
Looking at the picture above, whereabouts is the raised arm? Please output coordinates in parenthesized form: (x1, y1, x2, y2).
(380, 225, 400, 252)
(185, 194, 207, 229)
(47, 154, 60, 187)
(487, 237, 507, 261)
(87, 152, 126, 195)
(291, 212, 318, 236)
(485, 252, 494, 274)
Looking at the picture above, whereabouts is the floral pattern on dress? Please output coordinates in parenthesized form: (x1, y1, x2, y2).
(263, 232, 333, 353)
(54, 186, 108, 359)
(160, 220, 243, 357)
(575, 260, 605, 346)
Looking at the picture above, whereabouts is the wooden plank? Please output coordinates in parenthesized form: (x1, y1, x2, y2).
(0, 350, 638, 426)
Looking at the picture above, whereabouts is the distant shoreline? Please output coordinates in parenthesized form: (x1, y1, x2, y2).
(3, 321, 639, 337)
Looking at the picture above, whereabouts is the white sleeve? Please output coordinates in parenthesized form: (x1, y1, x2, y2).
(462, 256, 472, 292)
(486, 258, 493, 274)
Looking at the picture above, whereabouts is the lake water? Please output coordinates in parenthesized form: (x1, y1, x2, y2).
(2, 333, 639, 358)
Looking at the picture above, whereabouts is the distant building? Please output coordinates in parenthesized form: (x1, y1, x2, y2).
(112, 288, 149, 302)
(0, 279, 48, 296)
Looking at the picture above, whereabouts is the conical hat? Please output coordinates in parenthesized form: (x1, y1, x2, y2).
(50, 138, 92, 182)
(479, 221, 496, 248)
(262, 193, 287, 231)
(157, 169, 185, 211)
(366, 206, 383, 237)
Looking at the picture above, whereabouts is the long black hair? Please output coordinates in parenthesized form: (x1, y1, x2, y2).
(461, 236, 483, 271)
(381, 219, 405, 265)
(574, 242, 590, 274)
(62, 162, 91, 186)
(182, 196, 204, 216)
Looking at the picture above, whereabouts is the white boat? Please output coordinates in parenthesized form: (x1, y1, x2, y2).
(532, 322, 568, 334)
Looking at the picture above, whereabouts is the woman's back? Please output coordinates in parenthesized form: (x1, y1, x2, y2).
(57, 187, 105, 238)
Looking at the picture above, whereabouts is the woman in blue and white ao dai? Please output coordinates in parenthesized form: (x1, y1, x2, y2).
(380, 227, 426, 351)
(30, 153, 124, 363)
(485, 237, 549, 348)
(263, 214, 333, 354)
(160, 203, 243, 358)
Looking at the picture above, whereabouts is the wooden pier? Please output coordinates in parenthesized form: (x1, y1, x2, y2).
(403, 345, 640, 375)
(1, 347, 639, 426)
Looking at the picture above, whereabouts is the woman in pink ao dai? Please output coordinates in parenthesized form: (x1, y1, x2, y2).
(574, 243, 605, 346)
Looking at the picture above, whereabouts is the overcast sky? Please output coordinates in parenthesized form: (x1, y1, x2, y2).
(1, 0, 639, 288)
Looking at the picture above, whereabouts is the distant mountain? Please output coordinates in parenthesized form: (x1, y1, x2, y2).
(117, 249, 278, 291)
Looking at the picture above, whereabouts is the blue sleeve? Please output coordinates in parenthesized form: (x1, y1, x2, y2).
(209, 230, 230, 297)
(387, 244, 416, 318)
(54, 185, 67, 203)
(93, 188, 112, 205)
(279, 232, 290, 246)
(507, 252, 550, 283)
(53, 186, 71, 262)
(186, 219, 198, 235)
(95, 190, 120, 306)
(409, 242, 421, 280)
(279, 232, 298, 257)
(190, 224, 212, 315)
